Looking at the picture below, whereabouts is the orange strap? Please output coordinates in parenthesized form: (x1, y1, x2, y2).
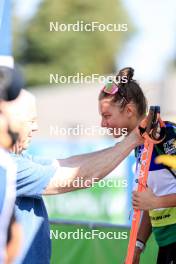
(125, 139, 154, 264)
(125, 106, 165, 263)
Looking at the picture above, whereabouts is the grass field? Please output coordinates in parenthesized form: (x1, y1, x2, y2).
(51, 224, 158, 264)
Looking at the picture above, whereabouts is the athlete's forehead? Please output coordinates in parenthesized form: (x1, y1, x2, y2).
(99, 99, 114, 114)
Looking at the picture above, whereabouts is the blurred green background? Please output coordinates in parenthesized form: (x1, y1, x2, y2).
(14, 0, 132, 86)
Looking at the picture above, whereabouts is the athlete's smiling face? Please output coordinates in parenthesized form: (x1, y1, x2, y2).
(99, 98, 138, 138)
(99, 98, 129, 138)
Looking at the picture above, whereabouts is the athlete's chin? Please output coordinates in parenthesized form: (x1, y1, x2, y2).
(112, 130, 124, 138)
(113, 134, 122, 138)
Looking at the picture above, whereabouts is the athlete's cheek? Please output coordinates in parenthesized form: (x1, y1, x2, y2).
(108, 119, 117, 129)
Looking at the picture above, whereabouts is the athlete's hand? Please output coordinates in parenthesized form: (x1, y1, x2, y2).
(132, 188, 157, 210)
(129, 127, 144, 147)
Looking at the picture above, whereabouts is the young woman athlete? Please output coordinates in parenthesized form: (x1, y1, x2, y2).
(99, 67, 176, 264)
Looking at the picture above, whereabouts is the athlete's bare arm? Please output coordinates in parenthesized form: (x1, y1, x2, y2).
(132, 211, 152, 263)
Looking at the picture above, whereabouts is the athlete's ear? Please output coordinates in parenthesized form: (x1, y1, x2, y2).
(125, 103, 135, 118)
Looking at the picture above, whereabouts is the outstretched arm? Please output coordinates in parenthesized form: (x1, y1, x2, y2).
(44, 130, 143, 195)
